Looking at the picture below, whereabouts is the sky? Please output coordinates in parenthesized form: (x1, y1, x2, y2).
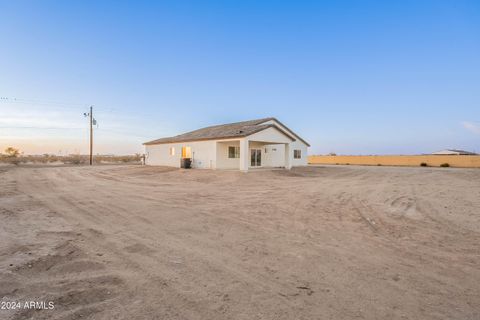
(1, 0, 479, 155)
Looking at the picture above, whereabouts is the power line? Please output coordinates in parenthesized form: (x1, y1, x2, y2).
(0, 96, 162, 118)
(0, 126, 151, 137)
(1, 96, 96, 111)
(0, 98, 107, 112)
(0, 96, 89, 110)
(0, 96, 87, 106)
(95, 128, 151, 139)
(1, 96, 159, 142)
(0, 126, 85, 130)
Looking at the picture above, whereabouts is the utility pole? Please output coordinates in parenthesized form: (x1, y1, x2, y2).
(89, 105, 93, 165)
(84, 106, 95, 165)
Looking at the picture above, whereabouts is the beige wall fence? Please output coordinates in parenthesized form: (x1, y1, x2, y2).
(308, 155, 480, 168)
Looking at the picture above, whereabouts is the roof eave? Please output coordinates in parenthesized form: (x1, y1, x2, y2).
(245, 123, 296, 142)
(143, 133, 251, 145)
(257, 117, 310, 147)
(143, 124, 296, 146)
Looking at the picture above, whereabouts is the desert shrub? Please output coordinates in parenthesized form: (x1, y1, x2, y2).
(6, 157, 21, 165)
(72, 158, 82, 165)
(42, 154, 55, 163)
(4, 147, 20, 157)
(0, 152, 142, 165)
(420, 162, 428, 167)
(377, 164, 382, 166)
(0, 156, 22, 165)
(440, 163, 450, 167)
(66, 154, 86, 165)
(1, 147, 22, 165)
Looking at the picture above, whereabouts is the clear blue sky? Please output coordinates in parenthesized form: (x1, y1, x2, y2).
(1, 0, 479, 155)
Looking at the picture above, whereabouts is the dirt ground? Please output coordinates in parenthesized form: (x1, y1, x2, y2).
(0, 165, 479, 320)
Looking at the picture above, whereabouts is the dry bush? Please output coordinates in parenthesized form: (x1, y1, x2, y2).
(0, 155, 21, 165)
(5, 147, 20, 157)
(65, 155, 87, 165)
(0, 153, 143, 165)
(1, 147, 22, 165)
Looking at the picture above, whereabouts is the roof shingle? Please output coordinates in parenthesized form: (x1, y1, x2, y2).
(143, 117, 309, 146)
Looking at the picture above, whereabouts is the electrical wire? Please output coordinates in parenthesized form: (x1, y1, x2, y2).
(0, 96, 161, 117)
(0, 126, 152, 139)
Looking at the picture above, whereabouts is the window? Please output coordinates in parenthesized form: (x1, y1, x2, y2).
(294, 149, 301, 159)
(181, 146, 191, 158)
(228, 146, 240, 158)
(169, 147, 175, 156)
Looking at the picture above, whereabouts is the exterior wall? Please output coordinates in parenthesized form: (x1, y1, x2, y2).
(217, 140, 283, 169)
(260, 119, 308, 167)
(290, 140, 308, 166)
(246, 125, 308, 168)
(216, 141, 240, 169)
(247, 126, 292, 144)
(145, 140, 217, 169)
(308, 155, 480, 168)
(239, 138, 249, 171)
(252, 140, 308, 167)
(246, 141, 307, 168)
(263, 144, 285, 167)
(145, 120, 309, 170)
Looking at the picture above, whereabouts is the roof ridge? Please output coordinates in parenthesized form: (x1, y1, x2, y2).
(143, 117, 310, 146)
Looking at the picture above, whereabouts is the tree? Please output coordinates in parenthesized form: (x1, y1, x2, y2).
(5, 147, 20, 157)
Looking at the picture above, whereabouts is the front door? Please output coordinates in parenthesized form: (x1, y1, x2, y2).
(250, 149, 261, 167)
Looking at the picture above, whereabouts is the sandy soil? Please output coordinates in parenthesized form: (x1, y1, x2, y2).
(0, 165, 479, 320)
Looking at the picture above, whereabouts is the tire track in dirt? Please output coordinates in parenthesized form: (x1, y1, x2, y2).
(2, 165, 480, 320)
(12, 168, 320, 319)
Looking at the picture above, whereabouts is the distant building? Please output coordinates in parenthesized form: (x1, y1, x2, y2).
(431, 149, 477, 155)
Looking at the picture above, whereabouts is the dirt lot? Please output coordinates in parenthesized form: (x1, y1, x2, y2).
(1, 165, 479, 320)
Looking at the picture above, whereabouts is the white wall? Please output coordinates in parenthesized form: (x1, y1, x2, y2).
(145, 120, 309, 169)
(261, 119, 309, 166)
(145, 140, 217, 169)
(216, 141, 240, 169)
(247, 126, 292, 144)
(290, 139, 308, 166)
(249, 143, 306, 168)
(246, 126, 295, 168)
(263, 144, 285, 167)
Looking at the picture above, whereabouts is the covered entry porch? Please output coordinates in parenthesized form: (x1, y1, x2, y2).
(215, 126, 294, 172)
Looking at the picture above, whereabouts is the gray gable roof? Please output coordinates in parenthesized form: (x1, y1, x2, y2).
(143, 117, 310, 146)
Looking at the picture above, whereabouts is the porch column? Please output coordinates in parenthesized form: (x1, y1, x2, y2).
(284, 143, 292, 170)
(239, 138, 249, 172)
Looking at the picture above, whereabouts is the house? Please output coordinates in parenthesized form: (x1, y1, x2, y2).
(143, 117, 309, 171)
(431, 149, 477, 155)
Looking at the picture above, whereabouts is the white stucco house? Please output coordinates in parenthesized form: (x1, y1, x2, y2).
(143, 117, 309, 171)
